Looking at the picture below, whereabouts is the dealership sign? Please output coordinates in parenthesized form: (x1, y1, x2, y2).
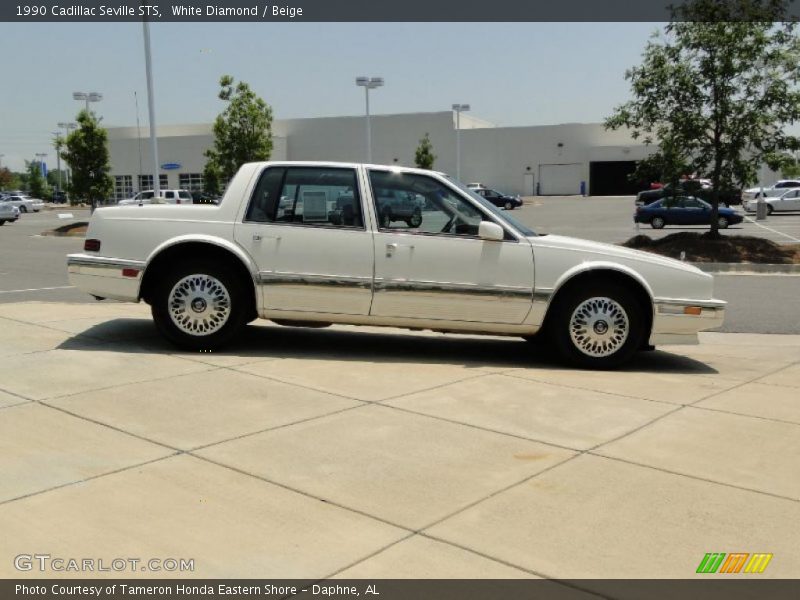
(160, 162, 181, 170)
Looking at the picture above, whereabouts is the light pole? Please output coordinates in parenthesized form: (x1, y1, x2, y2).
(58, 122, 77, 190)
(143, 21, 160, 195)
(51, 132, 63, 195)
(0, 154, 4, 170)
(73, 91, 103, 115)
(355, 76, 384, 163)
(452, 103, 470, 182)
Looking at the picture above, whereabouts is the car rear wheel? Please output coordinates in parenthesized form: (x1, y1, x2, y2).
(650, 216, 665, 229)
(504, 201, 514, 210)
(151, 260, 248, 351)
(549, 283, 645, 369)
(0, 220, 5, 226)
(19, 206, 27, 213)
(717, 216, 729, 229)
(767, 205, 774, 215)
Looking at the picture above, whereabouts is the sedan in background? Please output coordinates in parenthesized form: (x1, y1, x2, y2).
(634, 196, 744, 229)
(743, 188, 800, 214)
(1, 195, 42, 213)
(0, 202, 20, 224)
(741, 179, 800, 203)
(473, 187, 524, 210)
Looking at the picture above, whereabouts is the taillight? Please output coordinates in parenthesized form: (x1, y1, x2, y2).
(84, 239, 101, 252)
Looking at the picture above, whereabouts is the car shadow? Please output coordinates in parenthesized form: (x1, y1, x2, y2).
(56, 318, 719, 375)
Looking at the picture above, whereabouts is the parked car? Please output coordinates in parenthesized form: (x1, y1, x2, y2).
(636, 179, 741, 206)
(466, 182, 486, 190)
(374, 189, 424, 227)
(743, 188, 800, 214)
(50, 190, 69, 204)
(473, 187, 523, 210)
(68, 161, 724, 369)
(741, 179, 800, 203)
(634, 196, 744, 229)
(2, 195, 42, 213)
(0, 202, 20, 224)
(118, 189, 193, 205)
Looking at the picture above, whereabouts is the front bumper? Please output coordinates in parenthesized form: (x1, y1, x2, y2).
(67, 254, 144, 302)
(649, 297, 726, 345)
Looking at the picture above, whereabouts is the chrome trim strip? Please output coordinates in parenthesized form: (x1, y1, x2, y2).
(258, 272, 373, 289)
(533, 288, 554, 303)
(654, 297, 727, 310)
(67, 255, 146, 271)
(374, 279, 532, 299)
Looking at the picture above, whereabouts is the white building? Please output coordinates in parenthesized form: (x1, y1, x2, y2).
(106, 110, 653, 199)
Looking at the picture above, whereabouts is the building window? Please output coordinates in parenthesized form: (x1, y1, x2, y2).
(114, 175, 133, 200)
(138, 174, 168, 191)
(179, 173, 204, 191)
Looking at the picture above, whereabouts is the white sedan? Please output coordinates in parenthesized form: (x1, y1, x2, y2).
(743, 188, 800, 214)
(67, 161, 725, 369)
(0, 202, 20, 224)
(2, 195, 43, 213)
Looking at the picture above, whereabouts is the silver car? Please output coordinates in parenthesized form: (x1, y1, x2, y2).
(0, 202, 20, 224)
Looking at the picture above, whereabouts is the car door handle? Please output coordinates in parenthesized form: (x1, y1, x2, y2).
(253, 233, 281, 242)
(385, 242, 414, 257)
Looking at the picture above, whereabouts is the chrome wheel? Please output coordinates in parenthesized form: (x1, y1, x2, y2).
(569, 297, 630, 358)
(168, 274, 231, 336)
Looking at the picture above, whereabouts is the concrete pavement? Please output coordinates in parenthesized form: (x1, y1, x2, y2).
(0, 301, 798, 582)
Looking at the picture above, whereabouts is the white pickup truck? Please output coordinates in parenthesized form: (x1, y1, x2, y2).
(67, 161, 724, 368)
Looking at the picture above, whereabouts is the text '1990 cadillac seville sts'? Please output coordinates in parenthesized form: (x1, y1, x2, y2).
(67, 162, 725, 368)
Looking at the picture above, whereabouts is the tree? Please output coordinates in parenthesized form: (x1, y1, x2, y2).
(27, 160, 48, 199)
(204, 75, 273, 188)
(606, 0, 800, 237)
(414, 133, 436, 170)
(0, 167, 16, 190)
(202, 160, 222, 197)
(61, 110, 113, 210)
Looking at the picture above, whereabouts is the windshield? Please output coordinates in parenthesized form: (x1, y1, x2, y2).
(450, 179, 536, 236)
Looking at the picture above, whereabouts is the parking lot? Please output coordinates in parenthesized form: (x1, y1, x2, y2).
(0, 198, 798, 583)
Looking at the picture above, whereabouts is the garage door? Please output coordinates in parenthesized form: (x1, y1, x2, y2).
(539, 163, 582, 195)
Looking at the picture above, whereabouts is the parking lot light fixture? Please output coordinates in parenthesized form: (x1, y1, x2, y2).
(57, 122, 77, 188)
(73, 91, 103, 115)
(355, 76, 384, 163)
(452, 103, 470, 182)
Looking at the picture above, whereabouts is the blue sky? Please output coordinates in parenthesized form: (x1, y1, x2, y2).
(0, 22, 662, 171)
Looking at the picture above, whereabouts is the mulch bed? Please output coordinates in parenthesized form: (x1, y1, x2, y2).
(623, 232, 800, 264)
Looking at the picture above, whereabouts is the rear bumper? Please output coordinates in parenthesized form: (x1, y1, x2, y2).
(649, 297, 726, 346)
(67, 254, 144, 302)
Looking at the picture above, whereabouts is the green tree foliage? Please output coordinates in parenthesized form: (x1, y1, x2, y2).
(606, 0, 800, 236)
(61, 110, 113, 210)
(414, 133, 436, 170)
(0, 167, 17, 190)
(204, 75, 273, 188)
(27, 160, 48, 199)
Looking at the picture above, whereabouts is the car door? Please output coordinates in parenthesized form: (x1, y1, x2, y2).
(367, 169, 534, 324)
(682, 197, 707, 224)
(779, 189, 800, 211)
(234, 165, 374, 316)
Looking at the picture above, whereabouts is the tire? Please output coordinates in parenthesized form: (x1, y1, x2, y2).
(380, 211, 392, 229)
(548, 283, 645, 369)
(0, 221, 5, 226)
(504, 201, 514, 210)
(650, 216, 665, 229)
(151, 260, 249, 351)
(19, 206, 28, 213)
(767, 205, 774, 215)
(717, 216, 729, 229)
(408, 209, 422, 228)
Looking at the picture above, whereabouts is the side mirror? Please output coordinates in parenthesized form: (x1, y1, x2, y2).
(478, 221, 504, 241)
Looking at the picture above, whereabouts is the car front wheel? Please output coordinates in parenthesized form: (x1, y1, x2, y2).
(19, 206, 27, 213)
(651, 216, 665, 229)
(504, 201, 514, 210)
(151, 260, 248, 351)
(717, 216, 729, 229)
(549, 283, 645, 369)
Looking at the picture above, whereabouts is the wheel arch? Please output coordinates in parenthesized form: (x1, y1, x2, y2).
(541, 263, 655, 342)
(139, 236, 259, 319)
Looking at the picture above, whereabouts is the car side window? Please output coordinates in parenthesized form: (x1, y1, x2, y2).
(368, 170, 488, 237)
(246, 166, 364, 229)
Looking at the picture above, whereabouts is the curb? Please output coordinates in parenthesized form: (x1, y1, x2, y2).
(691, 262, 800, 274)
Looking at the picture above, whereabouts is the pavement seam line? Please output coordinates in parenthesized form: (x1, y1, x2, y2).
(589, 453, 800, 504)
(188, 453, 414, 532)
(746, 359, 800, 388)
(372, 402, 581, 452)
(688, 403, 800, 427)
(0, 453, 180, 508)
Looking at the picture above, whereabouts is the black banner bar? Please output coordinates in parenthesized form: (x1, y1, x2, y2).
(2, 0, 799, 23)
(4, 579, 800, 600)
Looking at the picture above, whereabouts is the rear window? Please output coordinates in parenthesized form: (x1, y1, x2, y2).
(179, 191, 192, 199)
